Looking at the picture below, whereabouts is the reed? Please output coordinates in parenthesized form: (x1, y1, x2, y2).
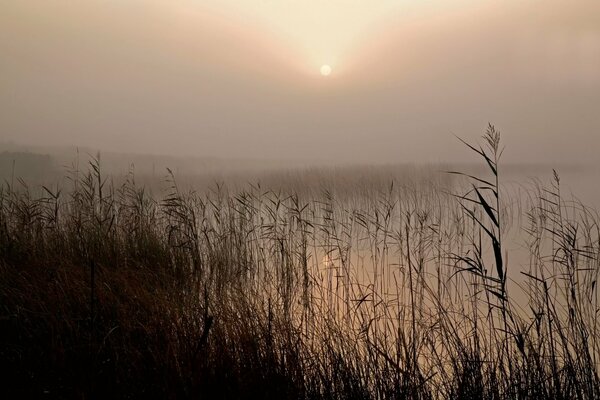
(0, 126, 598, 398)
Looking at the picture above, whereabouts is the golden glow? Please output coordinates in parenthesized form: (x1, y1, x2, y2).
(199, 0, 412, 69)
(320, 64, 332, 76)
(182, 0, 483, 74)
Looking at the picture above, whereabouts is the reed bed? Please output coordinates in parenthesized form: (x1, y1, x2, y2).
(1, 126, 599, 398)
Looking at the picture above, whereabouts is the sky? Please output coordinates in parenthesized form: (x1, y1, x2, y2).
(1, 0, 599, 164)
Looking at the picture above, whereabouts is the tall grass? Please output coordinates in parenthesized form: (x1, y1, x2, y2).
(1, 126, 599, 398)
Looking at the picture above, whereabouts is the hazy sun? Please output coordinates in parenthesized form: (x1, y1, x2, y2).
(320, 65, 332, 76)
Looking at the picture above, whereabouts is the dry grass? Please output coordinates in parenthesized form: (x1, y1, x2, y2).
(1, 126, 599, 399)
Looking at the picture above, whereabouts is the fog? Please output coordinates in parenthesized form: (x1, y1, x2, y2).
(1, 0, 599, 165)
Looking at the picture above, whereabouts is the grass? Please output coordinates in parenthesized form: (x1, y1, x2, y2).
(1, 126, 599, 398)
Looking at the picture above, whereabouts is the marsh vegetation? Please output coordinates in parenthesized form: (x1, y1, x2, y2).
(1, 126, 599, 398)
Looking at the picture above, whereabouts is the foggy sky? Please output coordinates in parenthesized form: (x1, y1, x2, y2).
(1, 0, 599, 165)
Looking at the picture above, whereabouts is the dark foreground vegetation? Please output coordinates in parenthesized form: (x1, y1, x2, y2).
(1, 126, 599, 398)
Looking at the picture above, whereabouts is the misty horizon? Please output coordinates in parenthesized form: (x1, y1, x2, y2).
(2, 0, 599, 165)
(3, 2, 600, 398)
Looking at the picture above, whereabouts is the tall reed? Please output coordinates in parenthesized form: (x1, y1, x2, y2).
(0, 126, 598, 398)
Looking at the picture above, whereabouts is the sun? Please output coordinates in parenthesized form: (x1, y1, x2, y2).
(320, 64, 332, 76)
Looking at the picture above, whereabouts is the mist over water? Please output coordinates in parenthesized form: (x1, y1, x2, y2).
(2, 1, 600, 397)
(1, 0, 599, 165)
